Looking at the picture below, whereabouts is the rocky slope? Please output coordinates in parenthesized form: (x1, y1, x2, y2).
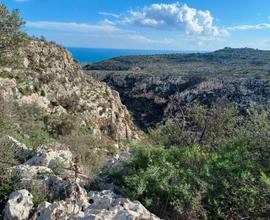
(84, 48, 270, 129)
(0, 39, 161, 219)
(2, 136, 159, 220)
(0, 40, 136, 140)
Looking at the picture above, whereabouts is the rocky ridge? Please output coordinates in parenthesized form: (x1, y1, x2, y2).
(0, 40, 136, 140)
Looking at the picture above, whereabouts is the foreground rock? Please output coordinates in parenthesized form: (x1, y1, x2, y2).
(2, 137, 159, 220)
(3, 190, 33, 220)
(85, 190, 159, 220)
(34, 190, 159, 220)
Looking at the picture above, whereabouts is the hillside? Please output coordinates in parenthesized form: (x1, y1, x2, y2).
(1, 3, 270, 219)
(1, 40, 137, 141)
(0, 39, 163, 219)
(84, 48, 270, 129)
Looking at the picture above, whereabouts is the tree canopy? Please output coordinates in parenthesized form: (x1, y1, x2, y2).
(0, 3, 28, 64)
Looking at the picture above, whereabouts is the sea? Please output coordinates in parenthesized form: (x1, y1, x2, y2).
(67, 47, 196, 63)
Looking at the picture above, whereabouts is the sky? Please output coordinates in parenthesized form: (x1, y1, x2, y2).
(3, 0, 270, 50)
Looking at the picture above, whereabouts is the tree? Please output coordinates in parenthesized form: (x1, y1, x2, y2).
(0, 3, 28, 64)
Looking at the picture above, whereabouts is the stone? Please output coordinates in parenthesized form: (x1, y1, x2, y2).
(84, 190, 160, 220)
(106, 151, 133, 173)
(3, 190, 33, 220)
(25, 148, 73, 169)
(12, 164, 53, 182)
(32, 190, 160, 220)
(33, 201, 82, 220)
(20, 93, 50, 111)
(23, 58, 30, 68)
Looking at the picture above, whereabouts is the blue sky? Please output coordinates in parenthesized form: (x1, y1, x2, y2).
(3, 0, 270, 50)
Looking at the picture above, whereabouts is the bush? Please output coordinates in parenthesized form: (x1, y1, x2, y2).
(0, 171, 20, 211)
(106, 104, 270, 219)
(50, 157, 65, 175)
(149, 101, 242, 149)
(106, 140, 270, 219)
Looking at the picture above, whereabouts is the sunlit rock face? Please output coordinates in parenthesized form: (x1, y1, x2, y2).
(0, 40, 137, 140)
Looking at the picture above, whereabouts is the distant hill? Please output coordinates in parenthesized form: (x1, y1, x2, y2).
(84, 47, 270, 79)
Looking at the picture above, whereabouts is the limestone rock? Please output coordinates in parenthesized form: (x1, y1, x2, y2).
(12, 164, 53, 182)
(25, 148, 73, 169)
(33, 190, 160, 220)
(3, 190, 33, 220)
(2, 138, 159, 220)
(0, 39, 137, 141)
(34, 201, 82, 220)
(84, 190, 160, 220)
(21, 40, 136, 141)
(0, 77, 20, 101)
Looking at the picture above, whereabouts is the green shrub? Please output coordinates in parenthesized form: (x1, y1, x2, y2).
(0, 171, 20, 211)
(106, 103, 270, 219)
(49, 157, 65, 175)
(106, 140, 270, 219)
(149, 101, 243, 149)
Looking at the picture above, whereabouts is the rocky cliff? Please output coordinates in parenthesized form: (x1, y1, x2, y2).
(0, 40, 136, 140)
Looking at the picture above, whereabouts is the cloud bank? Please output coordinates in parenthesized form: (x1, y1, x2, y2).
(26, 21, 119, 33)
(228, 23, 270, 31)
(123, 2, 227, 37)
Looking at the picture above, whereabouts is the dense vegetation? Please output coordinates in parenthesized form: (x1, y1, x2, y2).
(105, 102, 270, 219)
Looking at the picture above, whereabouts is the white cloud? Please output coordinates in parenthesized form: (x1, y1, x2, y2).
(123, 2, 227, 37)
(99, 12, 120, 18)
(228, 23, 270, 31)
(99, 19, 116, 26)
(26, 21, 119, 33)
(127, 34, 173, 44)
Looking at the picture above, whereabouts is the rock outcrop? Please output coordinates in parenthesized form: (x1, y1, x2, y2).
(2, 137, 159, 220)
(0, 40, 136, 140)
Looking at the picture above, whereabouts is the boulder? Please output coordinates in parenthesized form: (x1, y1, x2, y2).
(33, 190, 160, 220)
(3, 190, 33, 220)
(84, 190, 160, 220)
